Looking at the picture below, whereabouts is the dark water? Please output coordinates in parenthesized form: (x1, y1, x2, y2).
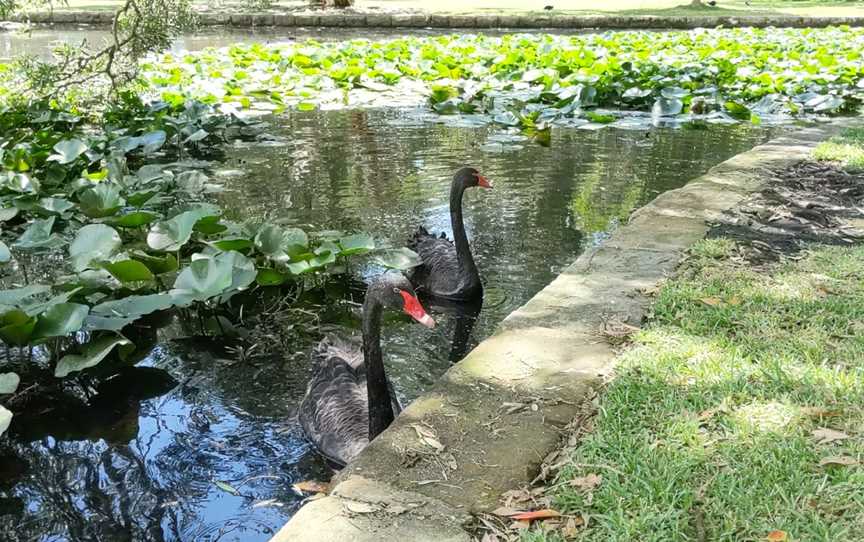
(0, 107, 779, 541)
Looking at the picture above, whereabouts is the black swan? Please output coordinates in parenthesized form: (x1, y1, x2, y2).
(298, 274, 435, 466)
(407, 167, 492, 300)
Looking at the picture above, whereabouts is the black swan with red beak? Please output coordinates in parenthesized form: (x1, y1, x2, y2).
(298, 274, 435, 466)
(407, 167, 492, 300)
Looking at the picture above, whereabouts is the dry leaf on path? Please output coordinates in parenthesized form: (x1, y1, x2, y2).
(509, 520, 531, 530)
(819, 456, 859, 467)
(812, 427, 850, 445)
(480, 533, 500, 542)
(766, 530, 788, 541)
(569, 473, 602, 491)
(562, 516, 585, 538)
(491, 506, 524, 517)
(410, 423, 445, 451)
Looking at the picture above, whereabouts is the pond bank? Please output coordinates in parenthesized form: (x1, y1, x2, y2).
(269, 123, 855, 541)
(6, 11, 864, 29)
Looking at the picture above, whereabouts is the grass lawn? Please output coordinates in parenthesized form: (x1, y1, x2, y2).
(40, 0, 864, 17)
(529, 240, 864, 541)
(814, 128, 864, 171)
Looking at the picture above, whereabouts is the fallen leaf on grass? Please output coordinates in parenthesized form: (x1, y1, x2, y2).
(292, 480, 330, 494)
(510, 509, 561, 521)
(766, 530, 787, 541)
(800, 407, 841, 419)
(819, 456, 859, 467)
(700, 297, 723, 307)
(727, 296, 742, 305)
(562, 516, 585, 538)
(569, 473, 602, 491)
(812, 427, 850, 445)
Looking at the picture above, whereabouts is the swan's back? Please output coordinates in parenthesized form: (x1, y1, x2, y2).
(298, 335, 369, 466)
(408, 226, 480, 299)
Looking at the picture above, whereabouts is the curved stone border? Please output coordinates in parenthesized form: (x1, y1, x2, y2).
(6, 11, 864, 29)
(268, 122, 852, 542)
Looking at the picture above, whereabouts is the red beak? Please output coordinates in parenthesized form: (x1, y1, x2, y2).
(476, 175, 493, 189)
(399, 290, 435, 329)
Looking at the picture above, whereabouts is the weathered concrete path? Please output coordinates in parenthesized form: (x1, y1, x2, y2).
(271, 123, 845, 542)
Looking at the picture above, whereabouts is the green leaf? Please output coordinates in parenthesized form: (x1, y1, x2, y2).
(255, 268, 290, 286)
(0, 241, 9, 263)
(0, 372, 20, 394)
(79, 184, 126, 218)
(297, 102, 316, 112)
(0, 309, 36, 346)
(32, 303, 89, 339)
(108, 211, 160, 228)
(131, 251, 178, 275)
(374, 247, 423, 270)
(87, 293, 176, 331)
(147, 205, 220, 251)
(54, 335, 131, 377)
(0, 207, 19, 222)
(254, 224, 309, 262)
(70, 224, 122, 272)
(137, 130, 167, 154)
(724, 100, 752, 121)
(585, 112, 616, 124)
(0, 406, 11, 436)
(49, 139, 89, 164)
(0, 285, 51, 307)
(103, 260, 156, 282)
(339, 233, 375, 256)
(13, 217, 64, 250)
(172, 251, 256, 302)
(209, 237, 253, 251)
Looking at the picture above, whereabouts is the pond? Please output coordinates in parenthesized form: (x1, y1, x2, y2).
(0, 103, 779, 540)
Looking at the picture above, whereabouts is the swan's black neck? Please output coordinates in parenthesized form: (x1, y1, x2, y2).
(361, 294, 393, 441)
(449, 177, 480, 286)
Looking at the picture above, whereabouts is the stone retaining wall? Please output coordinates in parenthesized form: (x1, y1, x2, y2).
(7, 11, 864, 29)
(268, 123, 848, 542)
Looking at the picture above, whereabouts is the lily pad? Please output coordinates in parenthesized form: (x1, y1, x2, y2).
(339, 233, 375, 256)
(0, 372, 19, 394)
(0, 241, 10, 263)
(79, 184, 126, 218)
(32, 302, 89, 340)
(0, 406, 11, 436)
(70, 224, 122, 272)
(147, 205, 220, 251)
(374, 247, 423, 270)
(109, 211, 160, 228)
(49, 139, 89, 165)
(103, 260, 156, 283)
(13, 217, 65, 250)
(254, 224, 309, 262)
(172, 251, 256, 302)
(0, 309, 36, 346)
(54, 335, 131, 378)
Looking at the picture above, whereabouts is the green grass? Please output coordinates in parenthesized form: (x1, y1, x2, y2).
(532, 241, 864, 542)
(814, 128, 864, 171)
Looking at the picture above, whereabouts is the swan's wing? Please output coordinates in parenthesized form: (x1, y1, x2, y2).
(299, 335, 368, 466)
(407, 228, 460, 292)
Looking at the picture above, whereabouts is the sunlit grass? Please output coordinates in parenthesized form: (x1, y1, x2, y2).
(813, 128, 864, 171)
(531, 240, 864, 542)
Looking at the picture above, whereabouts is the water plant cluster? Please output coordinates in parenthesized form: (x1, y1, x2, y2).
(0, 97, 417, 433)
(138, 27, 864, 132)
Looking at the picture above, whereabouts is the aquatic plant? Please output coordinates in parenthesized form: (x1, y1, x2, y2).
(137, 27, 864, 131)
(0, 99, 416, 433)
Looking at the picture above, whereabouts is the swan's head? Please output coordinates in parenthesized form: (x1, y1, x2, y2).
(370, 274, 436, 329)
(455, 167, 492, 190)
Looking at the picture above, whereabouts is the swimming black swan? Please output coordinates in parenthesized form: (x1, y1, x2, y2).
(407, 167, 492, 300)
(298, 274, 435, 466)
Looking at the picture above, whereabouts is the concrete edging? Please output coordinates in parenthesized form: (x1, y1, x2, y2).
(269, 123, 848, 542)
(7, 11, 864, 29)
